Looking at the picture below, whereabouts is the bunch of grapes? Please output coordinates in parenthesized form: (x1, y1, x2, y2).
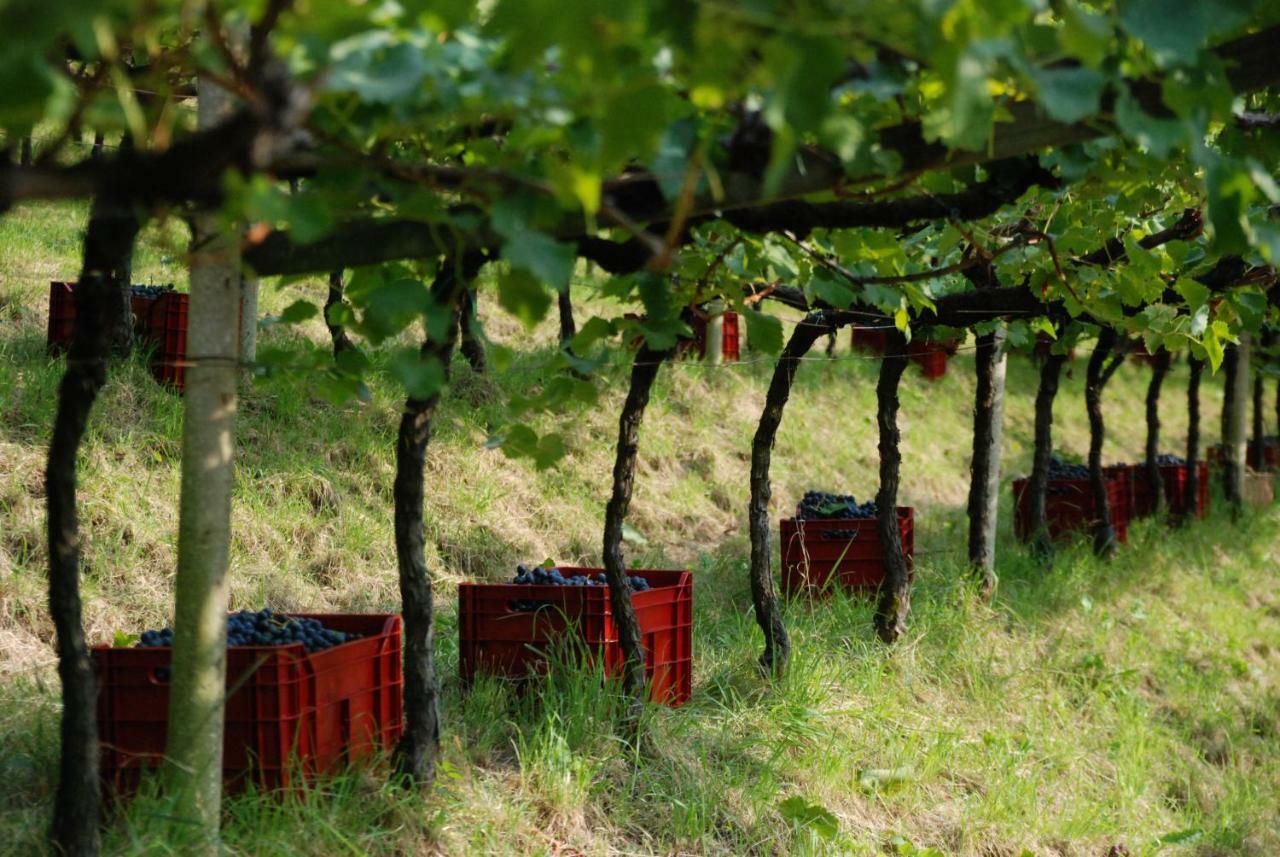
(511, 564, 651, 592)
(1047, 457, 1090, 479)
(1155, 453, 1186, 465)
(797, 490, 878, 520)
(130, 284, 176, 299)
(136, 609, 360, 654)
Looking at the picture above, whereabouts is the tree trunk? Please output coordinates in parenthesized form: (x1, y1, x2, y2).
(90, 131, 105, 160)
(20, 134, 32, 165)
(749, 315, 828, 675)
(46, 190, 141, 857)
(1085, 329, 1120, 557)
(1028, 352, 1067, 560)
(558, 286, 576, 344)
(1251, 347, 1265, 469)
(1184, 356, 1204, 526)
(1225, 335, 1250, 511)
(240, 275, 258, 364)
(1220, 344, 1238, 496)
(967, 326, 1007, 597)
(1144, 349, 1171, 516)
(162, 75, 242, 853)
(325, 270, 355, 357)
(392, 255, 483, 784)
(602, 342, 675, 717)
(457, 287, 486, 373)
(873, 334, 911, 644)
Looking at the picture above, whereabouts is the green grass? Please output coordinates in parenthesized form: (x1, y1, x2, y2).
(1, 201, 1278, 855)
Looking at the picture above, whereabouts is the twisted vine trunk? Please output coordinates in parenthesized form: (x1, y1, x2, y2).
(1225, 335, 1250, 511)
(873, 334, 911, 644)
(967, 326, 1007, 598)
(1085, 329, 1121, 557)
(392, 255, 483, 784)
(603, 343, 674, 718)
(1028, 352, 1067, 560)
(47, 191, 141, 857)
(748, 314, 828, 675)
(558, 286, 576, 344)
(1251, 350, 1265, 469)
(458, 287, 486, 373)
(1144, 349, 1171, 516)
(325, 270, 355, 357)
(1184, 356, 1205, 526)
(1220, 344, 1239, 500)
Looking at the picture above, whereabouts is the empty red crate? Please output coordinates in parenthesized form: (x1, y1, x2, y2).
(1012, 475, 1129, 544)
(779, 507, 914, 595)
(93, 613, 403, 793)
(458, 569, 692, 706)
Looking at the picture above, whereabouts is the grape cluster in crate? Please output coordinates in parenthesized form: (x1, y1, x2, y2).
(797, 490, 878, 520)
(135, 608, 363, 654)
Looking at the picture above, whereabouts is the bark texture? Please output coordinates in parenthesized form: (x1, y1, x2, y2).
(162, 76, 244, 851)
(1028, 352, 1067, 559)
(1085, 329, 1122, 557)
(603, 343, 675, 716)
(1221, 344, 1239, 499)
(748, 315, 829, 674)
(1184, 356, 1204, 526)
(163, 216, 241, 849)
(967, 326, 1007, 597)
(558, 286, 576, 344)
(46, 190, 141, 857)
(325, 270, 355, 357)
(458, 287, 486, 373)
(873, 335, 911, 644)
(1225, 336, 1250, 511)
(1144, 349, 1171, 515)
(392, 254, 483, 784)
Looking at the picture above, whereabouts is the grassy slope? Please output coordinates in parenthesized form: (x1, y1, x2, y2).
(1, 202, 1278, 856)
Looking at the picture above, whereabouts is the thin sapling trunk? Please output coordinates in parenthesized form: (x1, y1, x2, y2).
(603, 342, 675, 718)
(967, 325, 1007, 597)
(873, 334, 911, 644)
(749, 314, 829, 675)
(1028, 351, 1067, 560)
(46, 190, 141, 857)
(1145, 349, 1171, 516)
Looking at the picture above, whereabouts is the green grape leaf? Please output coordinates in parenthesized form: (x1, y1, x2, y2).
(388, 348, 446, 399)
(1030, 65, 1108, 123)
(498, 268, 553, 329)
(745, 310, 783, 354)
(778, 796, 838, 841)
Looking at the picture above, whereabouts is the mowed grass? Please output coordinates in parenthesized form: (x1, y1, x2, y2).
(0, 201, 1278, 856)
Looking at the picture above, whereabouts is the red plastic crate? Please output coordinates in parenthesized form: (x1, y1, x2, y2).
(1209, 443, 1278, 470)
(689, 312, 740, 362)
(147, 291, 190, 391)
(1128, 462, 1210, 519)
(850, 325, 891, 353)
(720, 311, 740, 362)
(93, 613, 403, 793)
(47, 281, 172, 354)
(779, 507, 915, 595)
(1012, 475, 1129, 544)
(458, 569, 692, 706)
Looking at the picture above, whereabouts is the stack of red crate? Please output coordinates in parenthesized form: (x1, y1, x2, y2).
(851, 326, 958, 380)
(779, 507, 914, 595)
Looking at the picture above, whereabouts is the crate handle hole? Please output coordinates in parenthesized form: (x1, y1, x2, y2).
(150, 667, 171, 684)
